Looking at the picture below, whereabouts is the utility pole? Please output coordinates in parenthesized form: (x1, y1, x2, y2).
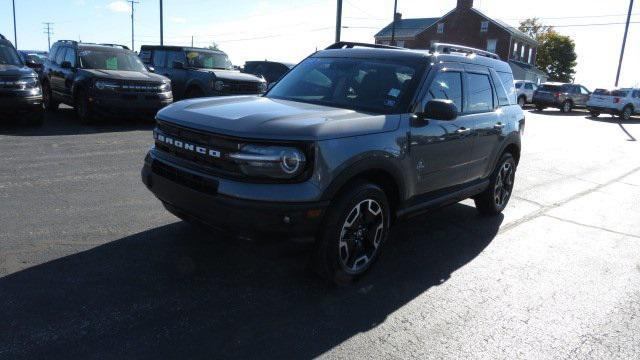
(12, 0, 17, 48)
(335, 0, 342, 43)
(159, 0, 164, 45)
(43, 22, 54, 51)
(615, 0, 634, 87)
(390, 0, 398, 45)
(191, 35, 194, 47)
(128, 0, 139, 51)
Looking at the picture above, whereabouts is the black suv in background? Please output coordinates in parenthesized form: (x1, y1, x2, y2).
(243, 60, 294, 85)
(139, 46, 267, 99)
(532, 82, 591, 113)
(0, 34, 43, 125)
(41, 40, 173, 123)
(141, 42, 524, 284)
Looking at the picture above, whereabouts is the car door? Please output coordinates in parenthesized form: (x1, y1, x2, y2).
(524, 82, 535, 101)
(165, 50, 188, 97)
(50, 47, 68, 96)
(152, 49, 169, 80)
(634, 90, 640, 113)
(463, 67, 502, 181)
(409, 65, 476, 194)
(579, 86, 591, 107)
(60, 46, 77, 102)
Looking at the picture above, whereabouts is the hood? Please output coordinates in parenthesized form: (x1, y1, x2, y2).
(156, 96, 400, 141)
(0, 64, 37, 78)
(195, 69, 264, 83)
(80, 69, 168, 82)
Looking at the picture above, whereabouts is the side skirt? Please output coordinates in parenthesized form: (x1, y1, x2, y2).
(396, 179, 490, 219)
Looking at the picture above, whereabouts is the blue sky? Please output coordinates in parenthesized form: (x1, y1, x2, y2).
(1, 0, 638, 87)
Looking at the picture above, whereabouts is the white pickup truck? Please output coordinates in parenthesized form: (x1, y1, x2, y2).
(587, 88, 640, 120)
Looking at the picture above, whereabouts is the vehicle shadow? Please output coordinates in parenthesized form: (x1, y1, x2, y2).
(0, 107, 154, 137)
(0, 203, 502, 359)
(528, 109, 589, 117)
(586, 116, 638, 141)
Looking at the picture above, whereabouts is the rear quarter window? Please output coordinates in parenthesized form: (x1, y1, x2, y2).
(497, 72, 517, 105)
(539, 85, 561, 92)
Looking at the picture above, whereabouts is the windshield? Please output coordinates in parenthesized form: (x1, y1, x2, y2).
(266, 57, 421, 114)
(185, 50, 233, 70)
(593, 89, 611, 95)
(26, 53, 47, 64)
(0, 44, 22, 66)
(79, 49, 147, 72)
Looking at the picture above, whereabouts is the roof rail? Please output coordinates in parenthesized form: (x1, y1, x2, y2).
(431, 43, 500, 60)
(325, 42, 407, 50)
(99, 43, 130, 50)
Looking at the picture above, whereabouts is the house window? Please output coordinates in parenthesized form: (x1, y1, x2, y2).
(487, 39, 497, 53)
(528, 48, 533, 64)
(396, 40, 405, 48)
(512, 42, 518, 59)
(481, 21, 489, 32)
(521, 45, 526, 59)
(437, 23, 444, 34)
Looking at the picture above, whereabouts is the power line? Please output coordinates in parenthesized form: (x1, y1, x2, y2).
(43, 22, 54, 51)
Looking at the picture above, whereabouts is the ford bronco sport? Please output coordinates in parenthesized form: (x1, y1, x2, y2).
(41, 41, 173, 123)
(141, 42, 524, 284)
(0, 33, 44, 125)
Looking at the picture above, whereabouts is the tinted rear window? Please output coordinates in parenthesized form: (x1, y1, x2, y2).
(612, 90, 629, 97)
(539, 85, 561, 92)
(593, 89, 610, 95)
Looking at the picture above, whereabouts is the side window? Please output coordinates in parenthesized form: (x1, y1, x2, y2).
(525, 83, 534, 90)
(167, 51, 187, 68)
(497, 72, 517, 105)
(139, 49, 152, 64)
(63, 48, 76, 67)
(425, 71, 463, 112)
(491, 71, 510, 107)
(633, 90, 640, 98)
(49, 45, 59, 62)
(152, 50, 166, 68)
(467, 73, 494, 113)
(55, 47, 67, 65)
(580, 86, 590, 95)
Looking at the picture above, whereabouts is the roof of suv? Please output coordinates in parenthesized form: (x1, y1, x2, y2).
(140, 45, 227, 54)
(52, 40, 130, 51)
(313, 47, 512, 73)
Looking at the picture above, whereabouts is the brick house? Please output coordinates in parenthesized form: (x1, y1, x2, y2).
(374, 0, 547, 83)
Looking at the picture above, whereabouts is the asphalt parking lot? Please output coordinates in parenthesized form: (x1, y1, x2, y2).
(1, 106, 639, 359)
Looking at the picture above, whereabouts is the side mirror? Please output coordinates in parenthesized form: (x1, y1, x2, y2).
(60, 61, 72, 69)
(146, 65, 155, 73)
(414, 99, 458, 123)
(172, 61, 185, 69)
(25, 59, 40, 68)
(267, 81, 277, 91)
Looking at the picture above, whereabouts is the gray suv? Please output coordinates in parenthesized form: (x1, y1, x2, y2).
(139, 46, 267, 99)
(141, 42, 525, 284)
(532, 82, 591, 113)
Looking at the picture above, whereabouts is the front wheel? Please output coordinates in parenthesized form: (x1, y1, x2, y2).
(535, 105, 545, 112)
(75, 90, 94, 124)
(561, 100, 572, 113)
(42, 81, 59, 112)
(474, 153, 516, 216)
(518, 96, 526, 108)
(313, 182, 390, 285)
(590, 110, 601, 118)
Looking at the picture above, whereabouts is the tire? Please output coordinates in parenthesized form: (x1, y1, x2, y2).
(517, 96, 526, 108)
(535, 105, 545, 112)
(74, 89, 94, 124)
(560, 100, 572, 113)
(42, 81, 59, 112)
(313, 182, 390, 285)
(474, 153, 517, 216)
(589, 111, 600, 118)
(620, 105, 633, 121)
(185, 87, 204, 99)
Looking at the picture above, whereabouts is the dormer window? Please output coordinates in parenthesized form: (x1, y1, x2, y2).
(437, 23, 445, 34)
(480, 21, 489, 32)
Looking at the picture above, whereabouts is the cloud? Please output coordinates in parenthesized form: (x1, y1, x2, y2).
(170, 17, 187, 24)
(106, 1, 130, 13)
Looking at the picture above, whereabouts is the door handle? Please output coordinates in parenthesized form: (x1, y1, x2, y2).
(494, 122, 506, 130)
(455, 127, 471, 134)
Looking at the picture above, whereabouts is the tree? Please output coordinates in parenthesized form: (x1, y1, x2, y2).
(208, 42, 220, 51)
(519, 18, 577, 82)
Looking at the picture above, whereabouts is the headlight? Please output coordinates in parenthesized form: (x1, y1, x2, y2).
(257, 81, 267, 93)
(94, 80, 120, 91)
(15, 77, 39, 89)
(229, 144, 307, 179)
(159, 82, 171, 92)
(213, 80, 225, 91)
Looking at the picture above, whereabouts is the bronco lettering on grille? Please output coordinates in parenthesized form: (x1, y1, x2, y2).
(154, 131, 221, 158)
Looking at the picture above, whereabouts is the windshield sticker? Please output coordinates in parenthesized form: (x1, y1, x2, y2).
(384, 99, 396, 107)
(187, 52, 198, 59)
(105, 57, 118, 70)
(388, 88, 401, 98)
(203, 57, 214, 68)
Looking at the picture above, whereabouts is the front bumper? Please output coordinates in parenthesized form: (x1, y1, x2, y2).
(90, 91, 173, 115)
(141, 152, 328, 238)
(532, 99, 561, 108)
(0, 94, 43, 113)
(587, 106, 619, 115)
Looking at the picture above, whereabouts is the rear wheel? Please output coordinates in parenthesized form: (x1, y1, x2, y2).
(42, 81, 59, 112)
(535, 105, 545, 112)
(589, 110, 600, 118)
(313, 182, 390, 285)
(474, 153, 516, 216)
(518, 96, 526, 108)
(620, 105, 633, 121)
(561, 100, 572, 113)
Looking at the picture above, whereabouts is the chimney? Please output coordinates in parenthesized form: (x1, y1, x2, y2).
(394, 12, 402, 21)
(457, 0, 473, 9)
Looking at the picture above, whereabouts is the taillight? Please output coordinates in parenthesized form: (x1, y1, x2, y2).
(613, 97, 621, 103)
(554, 92, 561, 99)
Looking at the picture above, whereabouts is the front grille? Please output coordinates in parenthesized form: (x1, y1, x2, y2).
(117, 81, 165, 93)
(155, 121, 246, 178)
(223, 80, 260, 94)
(0, 76, 22, 90)
(151, 159, 219, 195)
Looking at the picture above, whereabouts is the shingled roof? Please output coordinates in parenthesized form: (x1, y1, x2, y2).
(375, 18, 440, 39)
